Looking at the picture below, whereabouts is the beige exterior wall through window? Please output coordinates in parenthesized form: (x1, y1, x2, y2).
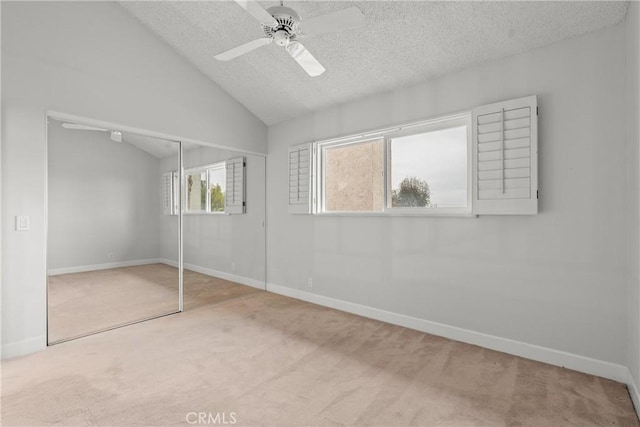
(323, 138, 384, 212)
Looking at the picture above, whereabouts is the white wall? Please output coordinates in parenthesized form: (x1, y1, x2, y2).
(1, 1, 267, 358)
(626, 0, 640, 401)
(47, 122, 162, 271)
(159, 146, 266, 287)
(267, 25, 629, 368)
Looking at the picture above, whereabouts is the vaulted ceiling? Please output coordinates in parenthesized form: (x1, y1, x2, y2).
(121, 1, 628, 125)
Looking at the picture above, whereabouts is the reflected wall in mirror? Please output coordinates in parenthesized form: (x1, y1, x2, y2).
(47, 118, 181, 344)
(161, 145, 266, 310)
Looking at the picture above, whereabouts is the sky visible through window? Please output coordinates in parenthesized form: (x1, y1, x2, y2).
(208, 167, 225, 194)
(390, 126, 467, 208)
(208, 166, 226, 212)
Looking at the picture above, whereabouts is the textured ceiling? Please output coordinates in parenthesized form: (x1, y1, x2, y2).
(120, 1, 628, 125)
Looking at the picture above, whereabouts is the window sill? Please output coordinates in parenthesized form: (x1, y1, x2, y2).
(184, 212, 227, 216)
(315, 211, 475, 218)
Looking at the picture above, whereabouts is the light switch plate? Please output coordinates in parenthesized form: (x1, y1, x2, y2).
(16, 216, 30, 231)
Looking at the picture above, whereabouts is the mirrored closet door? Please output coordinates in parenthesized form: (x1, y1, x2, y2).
(180, 144, 266, 310)
(47, 118, 182, 344)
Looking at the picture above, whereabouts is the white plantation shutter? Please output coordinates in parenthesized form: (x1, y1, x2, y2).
(162, 171, 178, 216)
(225, 157, 246, 214)
(472, 95, 538, 215)
(288, 143, 314, 214)
(172, 171, 179, 215)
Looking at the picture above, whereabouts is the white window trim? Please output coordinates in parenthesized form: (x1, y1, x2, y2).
(314, 112, 473, 217)
(184, 161, 226, 215)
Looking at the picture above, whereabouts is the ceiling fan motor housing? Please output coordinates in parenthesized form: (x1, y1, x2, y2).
(263, 5, 301, 46)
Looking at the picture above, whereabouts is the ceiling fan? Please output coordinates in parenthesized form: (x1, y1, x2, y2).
(62, 122, 122, 143)
(215, 0, 365, 77)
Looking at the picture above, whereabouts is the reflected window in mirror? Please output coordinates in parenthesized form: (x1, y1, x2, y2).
(186, 162, 226, 214)
(208, 164, 226, 212)
(162, 171, 179, 216)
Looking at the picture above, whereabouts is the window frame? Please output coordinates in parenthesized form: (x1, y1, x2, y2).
(184, 161, 226, 215)
(315, 113, 473, 217)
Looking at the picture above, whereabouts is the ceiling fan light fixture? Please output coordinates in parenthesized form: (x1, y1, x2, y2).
(273, 30, 291, 47)
(218, 0, 364, 77)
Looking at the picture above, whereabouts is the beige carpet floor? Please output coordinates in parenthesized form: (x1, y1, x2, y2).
(181, 269, 262, 311)
(48, 264, 261, 343)
(3, 291, 638, 426)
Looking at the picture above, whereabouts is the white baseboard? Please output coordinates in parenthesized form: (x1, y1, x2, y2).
(184, 263, 265, 290)
(48, 258, 164, 276)
(266, 282, 631, 385)
(160, 259, 265, 290)
(1, 335, 46, 360)
(627, 368, 640, 419)
(161, 259, 179, 268)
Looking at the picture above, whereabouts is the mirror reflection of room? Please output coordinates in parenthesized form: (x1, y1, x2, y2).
(167, 144, 266, 309)
(47, 119, 181, 344)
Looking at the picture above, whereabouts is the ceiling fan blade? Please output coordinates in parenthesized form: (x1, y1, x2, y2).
(61, 123, 108, 132)
(298, 6, 365, 37)
(286, 41, 325, 77)
(215, 38, 272, 61)
(233, 0, 278, 27)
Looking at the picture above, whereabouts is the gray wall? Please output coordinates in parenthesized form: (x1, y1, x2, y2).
(1, 1, 267, 358)
(48, 122, 162, 271)
(160, 146, 266, 286)
(626, 0, 640, 397)
(267, 25, 628, 367)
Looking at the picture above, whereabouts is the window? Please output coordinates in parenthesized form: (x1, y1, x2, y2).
(289, 95, 538, 216)
(315, 115, 471, 215)
(387, 117, 470, 213)
(186, 170, 207, 211)
(185, 162, 226, 214)
(208, 165, 225, 212)
(165, 157, 245, 216)
(321, 138, 384, 212)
